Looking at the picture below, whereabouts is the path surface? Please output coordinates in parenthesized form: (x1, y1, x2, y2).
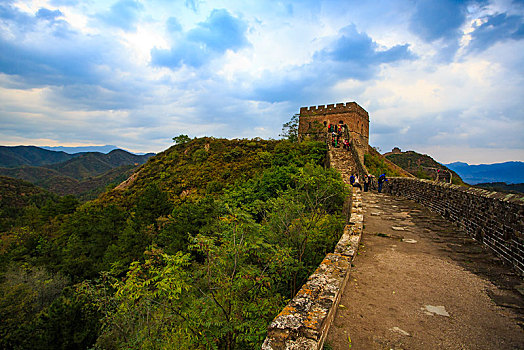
(326, 191, 524, 350)
(329, 146, 358, 184)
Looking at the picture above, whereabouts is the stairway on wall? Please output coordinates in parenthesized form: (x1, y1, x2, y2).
(329, 145, 359, 184)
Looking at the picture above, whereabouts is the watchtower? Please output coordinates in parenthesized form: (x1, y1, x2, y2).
(298, 101, 370, 158)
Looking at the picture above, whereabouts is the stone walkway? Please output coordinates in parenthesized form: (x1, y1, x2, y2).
(329, 146, 358, 184)
(326, 191, 524, 350)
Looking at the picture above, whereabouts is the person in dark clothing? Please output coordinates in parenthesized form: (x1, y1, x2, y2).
(378, 173, 387, 193)
(363, 175, 369, 192)
(350, 174, 355, 185)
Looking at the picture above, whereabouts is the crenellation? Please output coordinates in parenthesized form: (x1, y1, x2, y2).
(298, 101, 370, 162)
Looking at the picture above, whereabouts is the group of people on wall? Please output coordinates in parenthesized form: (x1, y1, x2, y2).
(350, 173, 388, 193)
(327, 122, 388, 193)
(327, 123, 351, 149)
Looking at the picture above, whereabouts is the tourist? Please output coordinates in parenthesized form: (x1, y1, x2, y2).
(352, 175, 362, 190)
(363, 175, 369, 192)
(378, 173, 387, 193)
(350, 174, 355, 186)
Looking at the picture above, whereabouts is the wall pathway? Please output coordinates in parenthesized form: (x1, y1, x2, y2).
(326, 191, 524, 349)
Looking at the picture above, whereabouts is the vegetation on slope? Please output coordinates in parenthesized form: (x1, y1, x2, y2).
(474, 182, 524, 194)
(364, 147, 410, 177)
(0, 148, 152, 200)
(384, 150, 465, 185)
(0, 176, 57, 232)
(0, 146, 73, 167)
(0, 137, 347, 349)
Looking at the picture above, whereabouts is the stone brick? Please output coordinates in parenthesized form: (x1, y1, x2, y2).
(385, 178, 524, 275)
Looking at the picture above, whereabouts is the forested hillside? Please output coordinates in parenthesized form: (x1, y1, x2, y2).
(0, 148, 153, 200)
(474, 182, 524, 194)
(0, 146, 74, 167)
(384, 150, 465, 185)
(0, 137, 348, 349)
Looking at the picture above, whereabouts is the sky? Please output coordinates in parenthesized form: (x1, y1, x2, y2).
(0, 0, 523, 164)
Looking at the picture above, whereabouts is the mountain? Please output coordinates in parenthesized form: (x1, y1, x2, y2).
(0, 147, 154, 199)
(364, 147, 414, 178)
(0, 146, 74, 167)
(446, 161, 524, 184)
(474, 182, 524, 194)
(0, 138, 344, 349)
(0, 164, 137, 199)
(47, 149, 153, 180)
(0, 176, 55, 231)
(384, 150, 465, 185)
(41, 145, 120, 154)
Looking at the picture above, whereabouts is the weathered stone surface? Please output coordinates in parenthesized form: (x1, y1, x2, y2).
(298, 102, 369, 163)
(385, 178, 524, 275)
(263, 186, 364, 349)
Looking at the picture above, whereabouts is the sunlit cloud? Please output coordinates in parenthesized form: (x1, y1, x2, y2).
(0, 0, 522, 163)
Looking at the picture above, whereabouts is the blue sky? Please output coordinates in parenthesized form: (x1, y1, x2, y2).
(1, 0, 523, 164)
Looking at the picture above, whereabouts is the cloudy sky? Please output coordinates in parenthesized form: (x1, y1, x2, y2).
(1, 0, 523, 164)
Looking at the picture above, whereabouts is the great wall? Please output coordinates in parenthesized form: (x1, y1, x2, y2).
(263, 102, 524, 349)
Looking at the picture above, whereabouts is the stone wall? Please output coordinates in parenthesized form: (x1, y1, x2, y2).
(262, 188, 363, 349)
(384, 178, 524, 275)
(298, 102, 369, 160)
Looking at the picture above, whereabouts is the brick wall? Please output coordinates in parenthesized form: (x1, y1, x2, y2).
(298, 102, 369, 160)
(385, 178, 524, 275)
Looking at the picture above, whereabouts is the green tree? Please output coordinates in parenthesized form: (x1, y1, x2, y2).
(80, 247, 194, 350)
(264, 163, 347, 296)
(189, 207, 289, 349)
(280, 114, 299, 142)
(61, 204, 127, 281)
(172, 134, 191, 145)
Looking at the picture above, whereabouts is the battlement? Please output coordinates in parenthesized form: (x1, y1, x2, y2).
(300, 102, 369, 120)
(297, 101, 370, 162)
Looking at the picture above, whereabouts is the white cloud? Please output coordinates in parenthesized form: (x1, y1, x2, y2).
(0, 0, 522, 163)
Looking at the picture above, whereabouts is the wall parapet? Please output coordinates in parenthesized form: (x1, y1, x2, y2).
(300, 102, 369, 120)
(384, 178, 524, 275)
(262, 189, 363, 349)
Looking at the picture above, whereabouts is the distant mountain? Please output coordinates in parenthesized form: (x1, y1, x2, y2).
(474, 182, 524, 194)
(384, 150, 465, 185)
(42, 145, 119, 154)
(47, 149, 153, 180)
(0, 146, 154, 199)
(445, 161, 524, 184)
(0, 146, 74, 167)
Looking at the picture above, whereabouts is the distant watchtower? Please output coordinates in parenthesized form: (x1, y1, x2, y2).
(298, 101, 370, 158)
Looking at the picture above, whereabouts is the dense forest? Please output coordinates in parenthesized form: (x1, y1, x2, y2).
(0, 137, 348, 349)
(384, 150, 465, 185)
(0, 147, 153, 200)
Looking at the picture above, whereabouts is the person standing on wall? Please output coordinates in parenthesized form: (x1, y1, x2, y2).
(352, 175, 362, 190)
(378, 173, 387, 193)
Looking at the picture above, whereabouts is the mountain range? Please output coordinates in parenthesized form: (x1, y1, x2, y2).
(0, 146, 154, 200)
(445, 161, 524, 185)
(41, 144, 121, 154)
